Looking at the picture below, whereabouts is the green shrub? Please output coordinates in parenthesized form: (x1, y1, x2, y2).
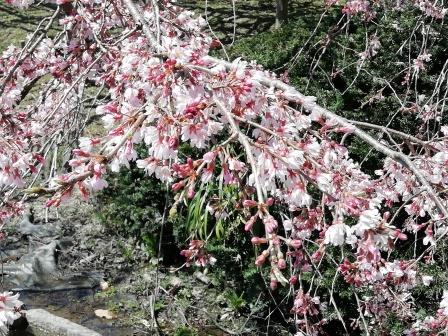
(173, 326, 198, 336)
(96, 145, 172, 257)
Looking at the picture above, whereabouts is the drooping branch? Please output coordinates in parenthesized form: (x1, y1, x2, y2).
(214, 98, 265, 203)
(210, 59, 448, 219)
(348, 120, 435, 150)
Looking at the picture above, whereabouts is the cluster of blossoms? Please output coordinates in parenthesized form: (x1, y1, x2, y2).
(340, 0, 447, 20)
(180, 240, 217, 267)
(405, 290, 448, 334)
(1, 0, 448, 334)
(0, 292, 22, 332)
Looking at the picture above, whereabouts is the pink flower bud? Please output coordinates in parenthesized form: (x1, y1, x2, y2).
(251, 237, 267, 245)
(243, 199, 258, 208)
(289, 275, 298, 285)
(78, 182, 89, 199)
(168, 137, 179, 150)
(46, 198, 60, 207)
(255, 254, 266, 266)
(187, 185, 195, 199)
(33, 153, 45, 164)
(244, 215, 257, 231)
(172, 181, 185, 191)
(288, 239, 302, 249)
(278, 259, 286, 269)
(251, 237, 259, 244)
(263, 215, 278, 233)
(72, 149, 90, 157)
(395, 230, 407, 240)
(68, 159, 83, 168)
(266, 198, 274, 206)
(187, 158, 194, 169)
(311, 250, 323, 262)
(270, 280, 278, 291)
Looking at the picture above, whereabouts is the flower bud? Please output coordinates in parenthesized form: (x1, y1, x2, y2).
(278, 259, 286, 269)
(33, 153, 45, 164)
(244, 215, 257, 231)
(311, 249, 323, 262)
(394, 230, 407, 241)
(172, 181, 185, 192)
(168, 137, 179, 150)
(288, 239, 302, 249)
(255, 254, 266, 266)
(263, 215, 278, 233)
(187, 184, 195, 199)
(251, 237, 267, 245)
(266, 198, 274, 206)
(46, 198, 61, 207)
(73, 149, 90, 157)
(68, 159, 83, 168)
(243, 199, 258, 208)
(289, 275, 298, 285)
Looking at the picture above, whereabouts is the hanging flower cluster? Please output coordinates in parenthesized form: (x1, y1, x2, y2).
(0, 292, 22, 332)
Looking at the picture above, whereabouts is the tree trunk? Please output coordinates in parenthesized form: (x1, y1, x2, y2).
(275, 0, 289, 28)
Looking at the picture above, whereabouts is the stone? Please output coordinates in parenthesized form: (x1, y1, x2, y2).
(94, 309, 116, 320)
(18, 213, 60, 238)
(194, 271, 211, 285)
(2, 241, 102, 291)
(25, 309, 102, 336)
(3, 241, 58, 290)
(169, 276, 183, 288)
(192, 287, 202, 298)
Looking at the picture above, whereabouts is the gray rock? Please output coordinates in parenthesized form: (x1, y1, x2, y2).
(2, 241, 102, 291)
(192, 287, 202, 298)
(18, 213, 60, 238)
(25, 309, 102, 336)
(169, 276, 183, 288)
(194, 271, 211, 285)
(3, 241, 58, 289)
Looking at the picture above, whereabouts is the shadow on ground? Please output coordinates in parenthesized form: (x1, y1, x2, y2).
(0, 2, 58, 50)
(178, 0, 324, 43)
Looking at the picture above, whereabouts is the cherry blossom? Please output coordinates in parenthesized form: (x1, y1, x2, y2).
(0, 292, 22, 332)
(324, 222, 356, 246)
(1, 0, 448, 333)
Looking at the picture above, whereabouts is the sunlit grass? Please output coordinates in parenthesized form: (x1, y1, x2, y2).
(0, 2, 58, 51)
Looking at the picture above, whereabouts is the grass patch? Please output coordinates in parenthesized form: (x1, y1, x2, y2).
(0, 3, 58, 51)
